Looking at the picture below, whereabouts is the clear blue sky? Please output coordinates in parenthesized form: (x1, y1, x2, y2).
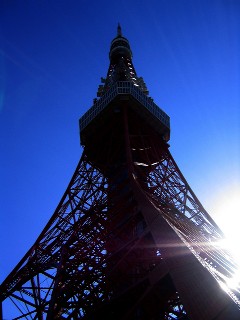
(0, 0, 240, 315)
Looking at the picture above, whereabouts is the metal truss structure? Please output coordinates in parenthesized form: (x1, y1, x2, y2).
(1, 25, 240, 319)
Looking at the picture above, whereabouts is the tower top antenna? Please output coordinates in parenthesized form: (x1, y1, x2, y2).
(117, 23, 122, 37)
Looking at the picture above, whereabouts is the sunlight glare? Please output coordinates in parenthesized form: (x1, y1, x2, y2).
(212, 188, 240, 291)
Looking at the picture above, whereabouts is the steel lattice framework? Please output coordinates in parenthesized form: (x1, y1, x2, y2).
(1, 25, 240, 320)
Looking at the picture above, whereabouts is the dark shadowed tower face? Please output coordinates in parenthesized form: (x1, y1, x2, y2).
(79, 25, 177, 318)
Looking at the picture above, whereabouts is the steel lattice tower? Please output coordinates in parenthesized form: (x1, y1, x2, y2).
(1, 25, 240, 320)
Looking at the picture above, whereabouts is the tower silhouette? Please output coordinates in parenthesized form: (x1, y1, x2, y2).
(1, 25, 240, 319)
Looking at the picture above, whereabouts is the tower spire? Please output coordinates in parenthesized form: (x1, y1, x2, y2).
(117, 23, 122, 37)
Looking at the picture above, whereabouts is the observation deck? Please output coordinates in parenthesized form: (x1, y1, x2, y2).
(79, 81, 170, 145)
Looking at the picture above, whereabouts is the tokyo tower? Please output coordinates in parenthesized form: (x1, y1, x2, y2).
(1, 25, 240, 319)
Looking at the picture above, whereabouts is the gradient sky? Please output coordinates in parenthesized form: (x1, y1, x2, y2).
(0, 0, 240, 317)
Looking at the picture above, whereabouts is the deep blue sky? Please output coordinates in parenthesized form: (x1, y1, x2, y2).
(0, 0, 240, 315)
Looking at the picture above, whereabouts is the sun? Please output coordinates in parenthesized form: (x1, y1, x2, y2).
(210, 187, 240, 290)
(214, 190, 240, 257)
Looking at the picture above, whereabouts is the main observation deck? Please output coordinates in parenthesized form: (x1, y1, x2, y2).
(79, 81, 170, 145)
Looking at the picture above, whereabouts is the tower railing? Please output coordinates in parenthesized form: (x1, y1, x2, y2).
(79, 81, 170, 134)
